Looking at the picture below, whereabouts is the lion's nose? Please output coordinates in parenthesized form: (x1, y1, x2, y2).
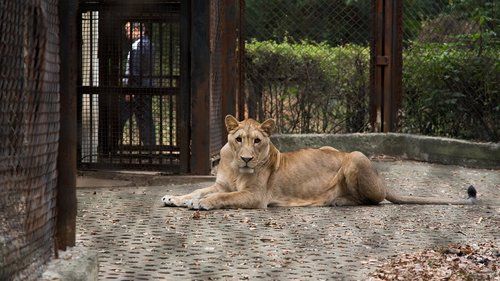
(240, 156, 253, 163)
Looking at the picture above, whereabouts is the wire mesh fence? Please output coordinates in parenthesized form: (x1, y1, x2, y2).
(244, 0, 372, 134)
(0, 0, 60, 280)
(244, 0, 499, 141)
(78, 2, 185, 171)
(210, 0, 226, 158)
(401, 0, 499, 142)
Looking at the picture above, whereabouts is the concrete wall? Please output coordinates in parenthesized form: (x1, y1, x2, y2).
(272, 133, 499, 169)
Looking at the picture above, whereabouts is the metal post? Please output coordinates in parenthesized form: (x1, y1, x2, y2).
(190, 0, 211, 174)
(238, 0, 246, 119)
(180, 0, 191, 173)
(371, 0, 402, 132)
(56, 0, 78, 250)
(371, 0, 384, 132)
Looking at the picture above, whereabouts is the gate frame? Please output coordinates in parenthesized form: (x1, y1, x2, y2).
(77, 0, 192, 173)
(371, 0, 403, 132)
(190, 0, 211, 174)
(76, 0, 242, 174)
(57, 0, 78, 251)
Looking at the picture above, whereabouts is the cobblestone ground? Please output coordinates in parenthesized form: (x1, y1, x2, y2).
(76, 161, 499, 280)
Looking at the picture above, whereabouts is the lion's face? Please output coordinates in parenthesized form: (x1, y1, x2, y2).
(225, 115, 276, 174)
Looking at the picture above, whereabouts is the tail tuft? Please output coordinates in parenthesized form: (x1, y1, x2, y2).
(467, 185, 477, 205)
(467, 185, 477, 198)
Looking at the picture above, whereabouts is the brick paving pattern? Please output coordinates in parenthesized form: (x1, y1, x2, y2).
(77, 161, 499, 280)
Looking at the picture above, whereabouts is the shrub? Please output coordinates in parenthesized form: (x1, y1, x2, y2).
(245, 40, 370, 133)
(401, 42, 499, 141)
(245, 39, 499, 141)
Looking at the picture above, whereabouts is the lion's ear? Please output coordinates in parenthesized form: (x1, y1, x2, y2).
(225, 115, 240, 133)
(260, 118, 276, 136)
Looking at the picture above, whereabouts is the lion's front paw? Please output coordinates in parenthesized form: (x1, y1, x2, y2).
(161, 195, 186, 207)
(187, 198, 211, 210)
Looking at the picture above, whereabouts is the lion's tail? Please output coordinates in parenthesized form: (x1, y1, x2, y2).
(385, 185, 477, 205)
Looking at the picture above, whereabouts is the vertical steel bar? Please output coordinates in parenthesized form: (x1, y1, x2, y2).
(148, 21, 154, 159)
(179, 0, 191, 173)
(159, 23, 164, 149)
(98, 11, 110, 157)
(383, 0, 393, 132)
(370, 0, 384, 132)
(237, 0, 245, 119)
(190, 0, 211, 174)
(56, 0, 78, 250)
(129, 19, 135, 159)
(110, 14, 119, 165)
(89, 12, 95, 155)
(371, 0, 402, 133)
(169, 22, 174, 151)
(77, 12, 83, 166)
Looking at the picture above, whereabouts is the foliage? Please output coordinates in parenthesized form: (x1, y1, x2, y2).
(401, 0, 499, 141)
(447, 0, 499, 21)
(245, 40, 370, 133)
(246, 39, 499, 140)
(246, 0, 499, 46)
(370, 242, 499, 280)
(403, 0, 498, 44)
(245, 0, 370, 46)
(244, 0, 499, 141)
(401, 41, 499, 141)
(403, 0, 451, 42)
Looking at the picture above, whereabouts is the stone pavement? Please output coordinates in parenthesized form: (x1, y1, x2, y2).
(76, 160, 499, 280)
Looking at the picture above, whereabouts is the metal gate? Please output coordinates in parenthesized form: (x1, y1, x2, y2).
(78, 1, 189, 172)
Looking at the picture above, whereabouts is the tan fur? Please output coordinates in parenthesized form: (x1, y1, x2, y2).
(162, 115, 474, 210)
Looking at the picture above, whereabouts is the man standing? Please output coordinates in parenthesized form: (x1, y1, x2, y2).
(120, 22, 156, 146)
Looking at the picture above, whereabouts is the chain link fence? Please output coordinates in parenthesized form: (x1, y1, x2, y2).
(78, 2, 186, 171)
(244, 0, 372, 134)
(0, 0, 60, 280)
(401, 0, 499, 142)
(244, 0, 499, 141)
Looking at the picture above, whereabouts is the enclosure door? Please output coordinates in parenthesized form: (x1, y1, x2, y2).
(78, 2, 189, 172)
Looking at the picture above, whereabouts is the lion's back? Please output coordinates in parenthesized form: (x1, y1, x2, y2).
(269, 148, 345, 199)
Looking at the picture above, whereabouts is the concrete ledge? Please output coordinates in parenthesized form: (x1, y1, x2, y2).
(272, 133, 499, 169)
(42, 246, 98, 281)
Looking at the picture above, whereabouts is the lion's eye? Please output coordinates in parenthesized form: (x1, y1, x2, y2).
(235, 137, 242, 143)
(254, 138, 261, 144)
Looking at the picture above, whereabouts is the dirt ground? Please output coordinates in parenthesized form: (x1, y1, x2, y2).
(76, 160, 499, 280)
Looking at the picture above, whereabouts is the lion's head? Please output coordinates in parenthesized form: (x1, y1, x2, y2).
(225, 115, 276, 174)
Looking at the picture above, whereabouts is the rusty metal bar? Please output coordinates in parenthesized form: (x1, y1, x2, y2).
(57, 0, 78, 250)
(190, 0, 211, 174)
(237, 0, 246, 119)
(221, 0, 238, 121)
(371, 0, 402, 132)
(371, 0, 384, 132)
(383, 0, 393, 132)
(179, 0, 190, 173)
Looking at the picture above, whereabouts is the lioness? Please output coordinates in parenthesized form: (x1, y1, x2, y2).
(162, 115, 477, 210)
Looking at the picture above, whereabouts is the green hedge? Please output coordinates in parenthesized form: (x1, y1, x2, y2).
(245, 40, 499, 141)
(402, 42, 499, 141)
(245, 40, 370, 133)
